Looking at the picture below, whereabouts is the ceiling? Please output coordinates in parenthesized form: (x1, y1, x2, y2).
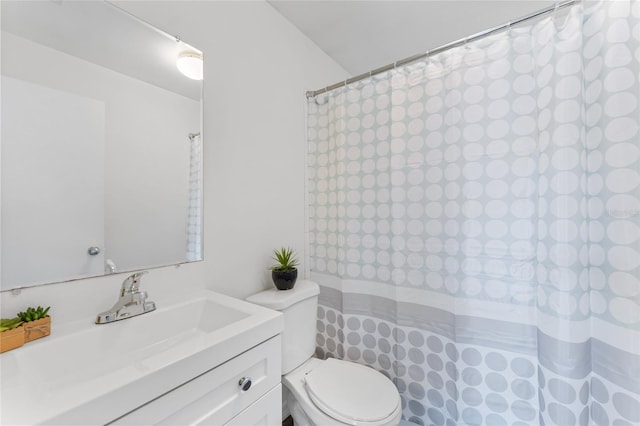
(3, 1, 556, 99)
(269, 0, 555, 79)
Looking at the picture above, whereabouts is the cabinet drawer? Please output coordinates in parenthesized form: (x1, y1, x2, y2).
(225, 384, 281, 426)
(112, 336, 281, 426)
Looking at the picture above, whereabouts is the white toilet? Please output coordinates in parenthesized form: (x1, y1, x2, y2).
(247, 280, 402, 426)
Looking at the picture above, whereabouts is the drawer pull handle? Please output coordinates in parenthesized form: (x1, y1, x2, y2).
(238, 376, 252, 391)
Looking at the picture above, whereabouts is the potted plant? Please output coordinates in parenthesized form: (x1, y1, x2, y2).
(271, 247, 299, 290)
(17, 306, 51, 343)
(0, 317, 24, 353)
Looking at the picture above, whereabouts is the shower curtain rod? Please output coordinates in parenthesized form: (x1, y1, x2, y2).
(306, 0, 578, 99)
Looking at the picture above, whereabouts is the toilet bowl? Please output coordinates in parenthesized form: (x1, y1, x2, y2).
(246, 280, 402, 426)
(283, 358, 401, 426)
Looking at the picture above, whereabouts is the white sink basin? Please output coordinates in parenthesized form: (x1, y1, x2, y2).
(0, 290, 282, 425)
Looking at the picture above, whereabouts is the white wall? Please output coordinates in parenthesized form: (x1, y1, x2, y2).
(0, 1, 347, 323)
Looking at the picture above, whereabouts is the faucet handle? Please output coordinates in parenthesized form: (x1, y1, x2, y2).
(121, 271, 148, 295)
(135, 291, 148, 303)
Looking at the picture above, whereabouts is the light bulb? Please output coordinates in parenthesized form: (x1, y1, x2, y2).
(177, 51, 203, 80)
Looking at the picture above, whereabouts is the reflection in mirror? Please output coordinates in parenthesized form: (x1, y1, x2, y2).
(1, 1, 203, 290)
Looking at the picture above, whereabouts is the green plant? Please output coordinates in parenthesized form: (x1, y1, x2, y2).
(16, 306, 50, 322)
(271, 247, 299, 272)
(0, 318, 23, 332)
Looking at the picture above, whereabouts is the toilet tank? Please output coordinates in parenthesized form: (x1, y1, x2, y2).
(246, 280, 319, 374)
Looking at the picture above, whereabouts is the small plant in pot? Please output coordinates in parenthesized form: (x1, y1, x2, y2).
(271, 247, 299, 290)
(17, 306, 51, 343)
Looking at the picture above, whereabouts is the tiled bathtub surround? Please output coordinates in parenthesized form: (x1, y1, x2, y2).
(307, 1, 640, 425)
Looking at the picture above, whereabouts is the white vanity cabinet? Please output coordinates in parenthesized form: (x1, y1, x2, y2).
(110, 336, 282, 425)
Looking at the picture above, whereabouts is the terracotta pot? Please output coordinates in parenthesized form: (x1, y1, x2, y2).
(0, 326, 25, 353)
(23, 316, 51, 343)
(272, 269, 298, 290)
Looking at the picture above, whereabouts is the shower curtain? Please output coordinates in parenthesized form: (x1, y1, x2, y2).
(307, 2, 639, 425)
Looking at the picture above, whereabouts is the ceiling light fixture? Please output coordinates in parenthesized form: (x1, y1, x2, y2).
(176, 50, 203, 80)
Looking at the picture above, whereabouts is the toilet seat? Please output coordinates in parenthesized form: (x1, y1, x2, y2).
(303, 358, 400, 425)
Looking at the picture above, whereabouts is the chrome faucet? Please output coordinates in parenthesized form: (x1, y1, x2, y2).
(96, 271, 156, 324)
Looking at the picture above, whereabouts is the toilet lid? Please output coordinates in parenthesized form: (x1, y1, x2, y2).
(304, 358, 400, 425)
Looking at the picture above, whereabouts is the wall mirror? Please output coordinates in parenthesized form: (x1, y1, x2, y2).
(1, 1, 203, 291)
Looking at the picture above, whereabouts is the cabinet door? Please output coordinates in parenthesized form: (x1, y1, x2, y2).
(225, 384, 281, 426)
(110, 336, 281, 426)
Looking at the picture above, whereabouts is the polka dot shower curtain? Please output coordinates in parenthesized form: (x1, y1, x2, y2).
(307, 2, 640, 425)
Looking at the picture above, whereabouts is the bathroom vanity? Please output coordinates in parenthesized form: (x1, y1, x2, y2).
(0, 290, 283, 425)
